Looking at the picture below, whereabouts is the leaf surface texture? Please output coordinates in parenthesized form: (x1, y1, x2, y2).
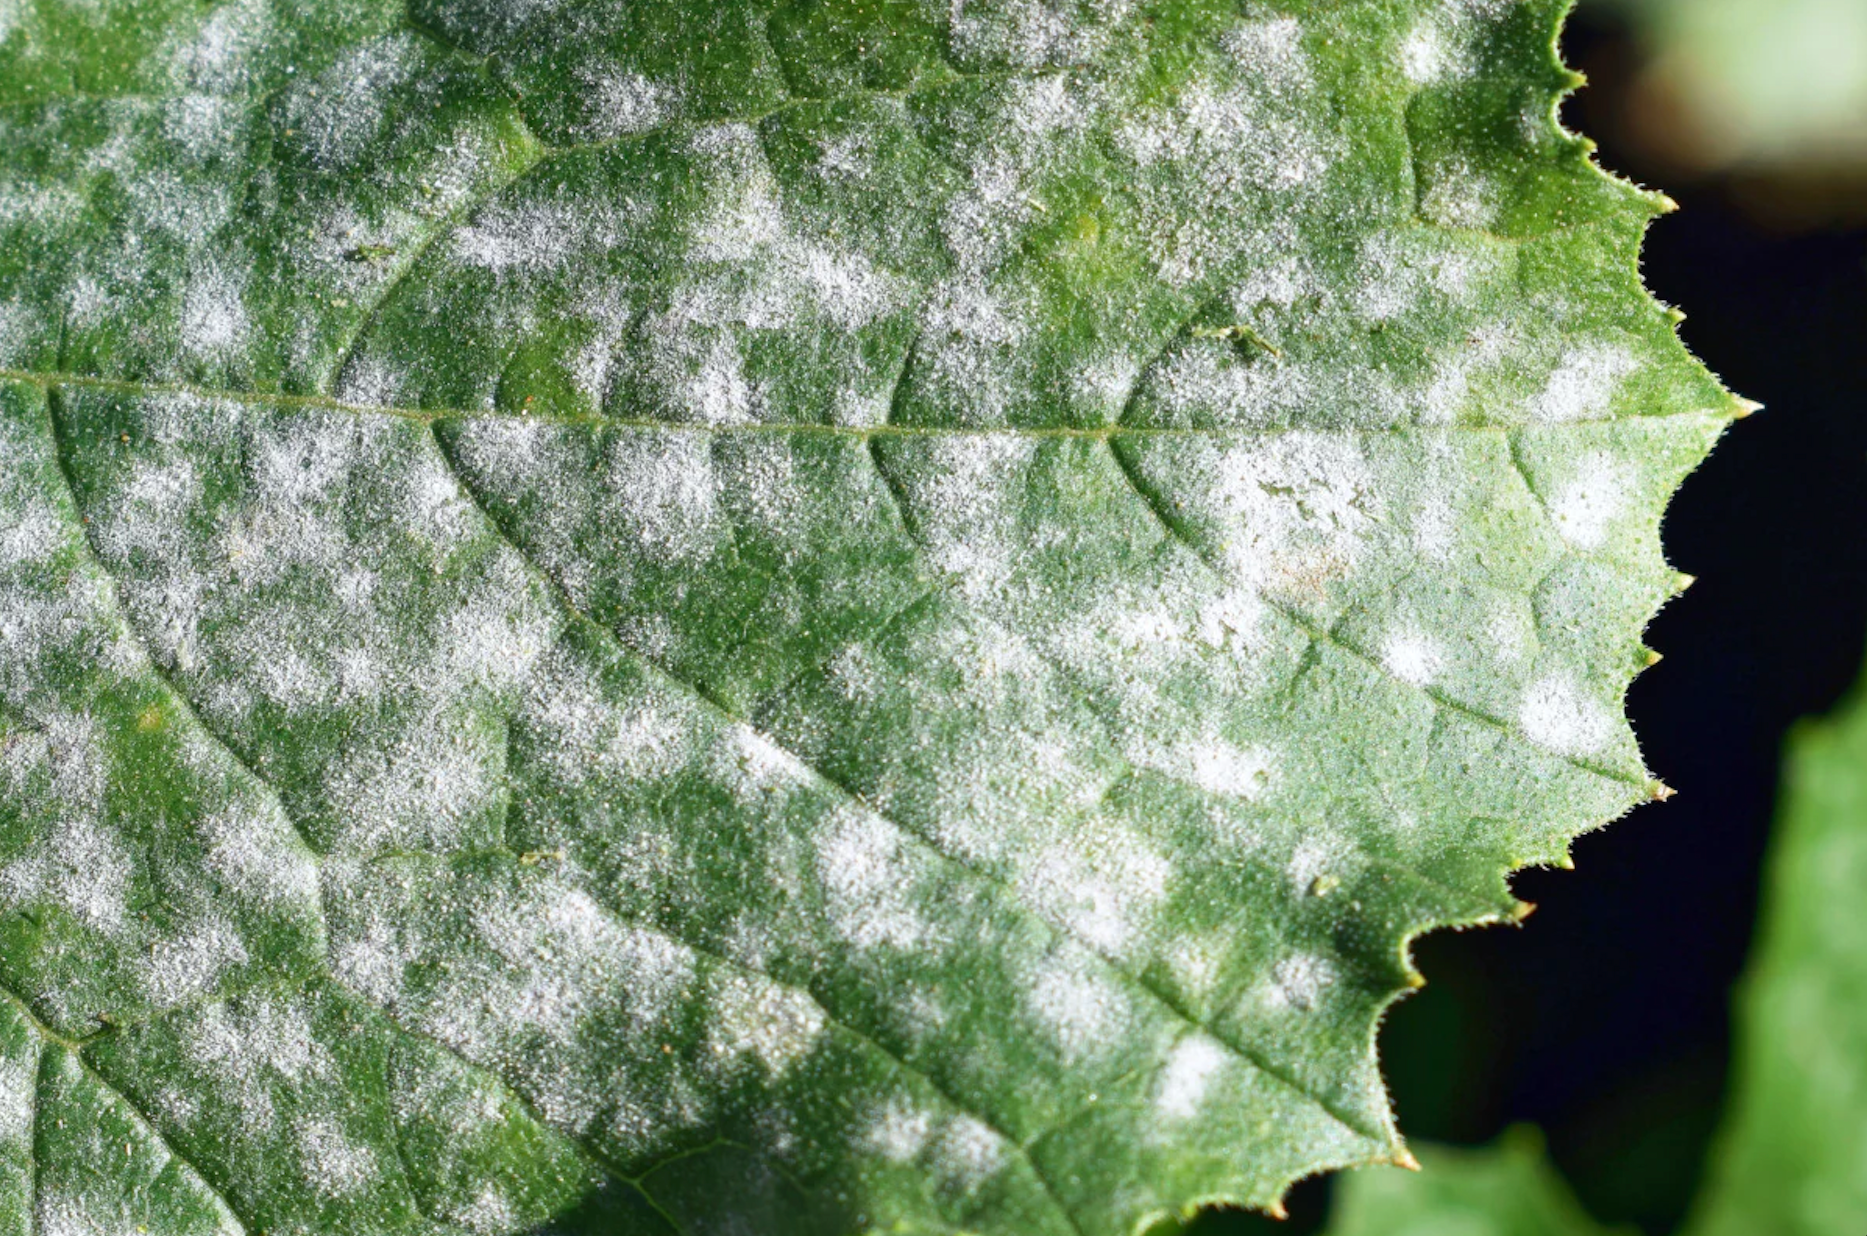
(0, 0, 1732, 1230)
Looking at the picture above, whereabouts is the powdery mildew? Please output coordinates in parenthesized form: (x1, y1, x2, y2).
(0, 0, 1739, 1230)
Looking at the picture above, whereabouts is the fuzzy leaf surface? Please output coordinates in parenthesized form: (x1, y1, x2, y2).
(0, 0, 1732, 1231)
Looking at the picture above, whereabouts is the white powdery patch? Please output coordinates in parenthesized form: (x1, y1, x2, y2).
(453, 199, 630, 276)
(1550, 453, 1636, 550)
(915, 277, 1032, 421)
(469, 881, 693, 1041)
(1176, 737, 1278, 802)
(162, 92, 245, 162)
(331, 907, 418, 1009)
(1071, 352, 1140, 422)
(1400, 0, 1518, 85)
(1200, 432, 1376, 597)
(816, 810, 929, 951)
(1353, 229, 1498, 324)
(523, 655, 696, 789)
(319, 706, 504, 853)
(1532, 344, 1640, 424)
(438, 565, 557, 694)
(1412, 494, 1456, 561)
(1400, 21, 1451, 84)
(1026, 962, 1126, 1063)
(1195, 587, 1268, 653)
(717, 726, 810, 803)
(0, 817, 131, 937)
(930, 1114, 1006, 1193)
(1232, 256, 1319, 314)
(214, 808, 320, 901)
(188, 995, 331, 1135)
(577, 67, 675, 139)
(1286, 835, 1345, 892)
(1266, 952, 1335, 1012)
(947, 0, 1133, 69)
(1381, 628, 1444, 688)
(1016, 838, 1172, 956)
(1155, 1034, 1229, 1120)
(1487, 601, 1532, 664)
(705, 976, 827, 1075)
(449, 1186, 520, 1236)
(141, 913, 250, 1009)
(164, 0, 272, 93)
(1222, 16, 1312, 96)
(1420, 157, 1502, 230)
(864, 1100, 934, 1164)
(1117, 70, 1330, 285)
(0, 1048, 33, 1142)
(909, 434, 1036, 600)
(294, 1115, 377, 1199)
(279, 33, 419, 168)
(1519, 674, 1615, 757)
(604, 429, 724, 563)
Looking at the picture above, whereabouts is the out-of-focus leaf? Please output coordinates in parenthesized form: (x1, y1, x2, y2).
(1685, 673, 1867, 1236)
(1594, 0, 1867, 174)
(1328, 1130, 1631, 1236)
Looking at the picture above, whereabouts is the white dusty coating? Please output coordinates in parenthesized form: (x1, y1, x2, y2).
(0, 0, 1721, 1225)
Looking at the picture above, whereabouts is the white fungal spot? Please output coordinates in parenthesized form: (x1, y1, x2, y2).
(1550, 454, 1635, 550)
(706, 977, 826, 1074)
(816, 811, 928, 951)
(1155, 1034, 1229, 1120)
(578, 68, 674, 139)
(1519, 674, 1614, 756)
(931, 1115, 1005, 1192)
(1533, 344, 1639, 424)
(295, 1115, 377, 1198)
(0, 1049, 33, 1142)
(1027, 963, 1124, 1063)
(864, 1101, 934, 1163)
(1268, 953, 1334, 1012)
(1180, 738, 1278, 801)
(1381, 629, 1444, 687)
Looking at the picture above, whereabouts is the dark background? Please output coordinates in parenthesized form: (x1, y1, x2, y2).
(1195, 9, 1867, 1233)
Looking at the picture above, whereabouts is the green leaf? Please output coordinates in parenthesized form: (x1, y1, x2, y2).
(0, 0, 1731, 1231)
(1685, 671, 1867, 1236)
(1328, 1130, 1631, 1236)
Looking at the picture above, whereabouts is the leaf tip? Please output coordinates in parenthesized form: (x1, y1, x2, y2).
(1672, 572, 1698, 596)
(1733, 397, 1766, 418)
(1650, 781, 1678, 802)
(1510, 900, 1538, 923)
(1642, 648, 1665, 669)
(1265, 1199, 1290, 1222)
(1393, 1149, 1423, 1172)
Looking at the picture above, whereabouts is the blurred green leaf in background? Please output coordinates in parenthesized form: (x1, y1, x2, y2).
(1588, 0, 1867, 183)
